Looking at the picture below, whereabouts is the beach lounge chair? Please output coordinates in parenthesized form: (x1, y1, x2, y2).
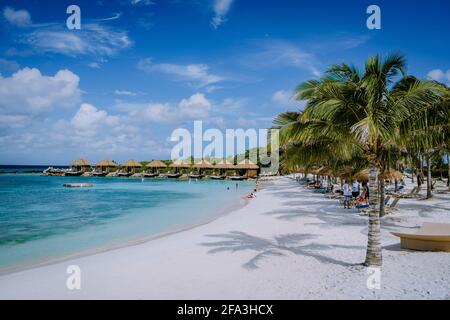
(397, 186, 420, 198)
(391, 222, 450, 252)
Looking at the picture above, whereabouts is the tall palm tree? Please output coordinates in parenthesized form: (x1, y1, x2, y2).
(277, 54, 445, 266)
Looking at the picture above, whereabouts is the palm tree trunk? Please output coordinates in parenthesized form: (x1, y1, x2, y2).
(379, 177, 386, 217)
(364, 165, 382, 266)
(425, 153, 432, 199)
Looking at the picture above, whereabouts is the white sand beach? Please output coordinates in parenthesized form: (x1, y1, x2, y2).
(0, 176, 449, 299)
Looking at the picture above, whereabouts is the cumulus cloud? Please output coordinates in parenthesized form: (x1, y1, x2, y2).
(0, 67, 81, 119)
(20, 23, 132, 57)
(123, 93, 213, 123)
(137, 58, 224, 87)
(427, 69, 450, 85)
(70, 103, 119, 135)
(211, 0, 234, 29)
(2, 7, 31, 27)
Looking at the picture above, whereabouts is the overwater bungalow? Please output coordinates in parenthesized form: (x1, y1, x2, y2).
(190, 160, 213, 178)
(93, 159, 117, 176)
(211, 159, 234, 179)
(144, 160, 167, 177)
(119, 159, 142, 177)
(67, 158, 91, 176)
(234, 159, 259, 179)
(168, 160, 190, 178)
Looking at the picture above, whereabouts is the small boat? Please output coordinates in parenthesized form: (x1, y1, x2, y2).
(63, 183, 93, 188)
(92, 171, 108, 176)
(188, 173, 205, 179)
(229, 175, 246, 181)
(210, 175, 226, 180)
(167, 173, 182, 178)
(64, 171, 83, 176)
(142, 172, 158, 178)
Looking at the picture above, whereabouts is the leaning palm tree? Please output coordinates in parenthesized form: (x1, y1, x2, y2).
(283, 54, 445, 266)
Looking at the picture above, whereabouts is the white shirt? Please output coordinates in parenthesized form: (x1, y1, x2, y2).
(343, 184, 351, 196)
(352, 182, 359, 193)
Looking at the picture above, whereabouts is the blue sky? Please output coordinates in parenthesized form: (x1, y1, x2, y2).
(0, 0, 449, 165)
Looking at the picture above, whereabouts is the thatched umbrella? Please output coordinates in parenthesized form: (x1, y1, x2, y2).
(146, 160, 167, 173)
(69, 158, 90, 172)
(121, 159, 142, 173)
(354, 168, 403, 182)
(95, 159, 117, 172)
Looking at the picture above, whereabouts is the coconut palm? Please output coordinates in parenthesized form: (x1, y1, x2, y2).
(276, 54, 445, 266)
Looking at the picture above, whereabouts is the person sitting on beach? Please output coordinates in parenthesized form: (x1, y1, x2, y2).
(342, 181, 352, 209)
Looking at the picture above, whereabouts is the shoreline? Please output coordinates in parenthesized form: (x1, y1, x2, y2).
(0, 181, 255, 276)
(0, 176, 449, 299)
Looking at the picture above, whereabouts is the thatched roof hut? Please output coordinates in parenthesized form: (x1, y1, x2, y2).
(121, 159, 142, 168)
(354, 168, 403, 182)
(95, 159, 117, 167)
(169, 160, 190, 168)
(235, 159, 259, 170)
(146, 160, 167, 168)
(193, 160, 213, 169)
(70, 158, 90, 167)
(214, 159, 235, 169)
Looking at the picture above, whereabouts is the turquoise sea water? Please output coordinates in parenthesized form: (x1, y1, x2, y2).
(0, 174, 253, 271)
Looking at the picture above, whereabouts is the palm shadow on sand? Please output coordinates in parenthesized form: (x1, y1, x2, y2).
(200, 231, 363, 270)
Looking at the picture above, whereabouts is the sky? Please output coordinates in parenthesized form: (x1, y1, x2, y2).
(0, 0, 449, 165)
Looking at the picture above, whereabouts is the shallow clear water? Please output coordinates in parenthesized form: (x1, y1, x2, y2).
(0, 174, 253, 271)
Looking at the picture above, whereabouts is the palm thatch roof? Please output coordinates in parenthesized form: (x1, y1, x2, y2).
(235, 159, 259, 170)
(146, 160, 167, 168)
(121, 159, 142, 167)
(95, 159, 117, 167)
(193, 160, 213, 169)
(214, 159, 235, 169)
(70, 158, 90, 167)
(169, 160, 190, 168)
(354, 168, 403, 182)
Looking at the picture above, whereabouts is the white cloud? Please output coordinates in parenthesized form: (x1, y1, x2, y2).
(2, 7, 31, 27)
(178, 93, 212, 118)
(245, 41, 321, 77)
(70, 103, 119, 135)
(427, 69, 450, 85)
(129, 0, 155, 5)
(211, 0, 234, 29)
(114, 90, 138, 96)
(272, 90, 297, 107)
(21, 23, 132, 57)
(123, 93, 213, 123)
(137, 58, 224, 87)
(0, 67, 81, 118)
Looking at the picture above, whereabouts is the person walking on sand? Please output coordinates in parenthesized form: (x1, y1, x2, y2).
(342, 181, 352, 209)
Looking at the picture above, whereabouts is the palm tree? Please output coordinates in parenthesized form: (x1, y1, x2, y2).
(276, 54, 445, 266)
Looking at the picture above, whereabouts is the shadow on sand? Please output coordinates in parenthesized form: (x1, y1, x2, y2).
(200, 231, 363, 270)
